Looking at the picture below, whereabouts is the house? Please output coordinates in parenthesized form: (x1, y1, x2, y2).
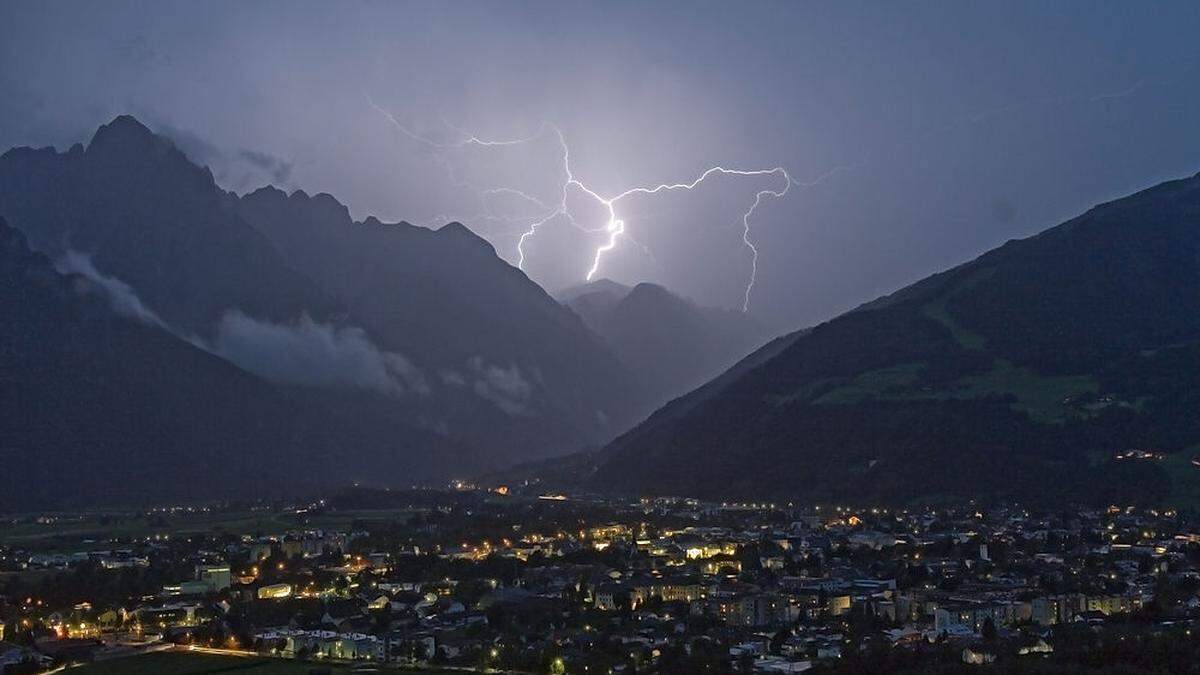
(133, 603, 201, 631)
(883, 627, 923, 645)
(630, 578, 706, 606)
(815, 643, 842, 659)
(826, 594, 851, 616)
(595, 583, 626, 611)
(1017, 637, 1053, 655)
(730, 640, 766, 657)
(1072, 610, 1108, 626)
(962, 645, 996, 665)
(321, 599, 365, 628)
(934, 601, 1008, 634)
(331, 633, 383, 660)
(1031, 596, 1064, 626)
(196, 565, 232, 592)
(279, 629, 383, 660)
(754, 656, 812, 672)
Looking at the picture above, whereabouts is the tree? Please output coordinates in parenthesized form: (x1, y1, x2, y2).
(981, 617, 997, 643)
(770, 628, 792, 654)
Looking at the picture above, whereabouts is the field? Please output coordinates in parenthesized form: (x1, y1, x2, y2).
(812, 358, 1097, 423)
(944, 359, 1097, 423)
(1160, 450, 1200, 509)
(67, 650, 428, 674)
(0, 508, 416, 552)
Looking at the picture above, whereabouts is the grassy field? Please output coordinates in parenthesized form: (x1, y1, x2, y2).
(812, 358, 1096, 423)
(812, 363, 924, 405)
(0, 508, 416, 551)
(1160, 450, 1200, 510)
(918, 268, 995, 352)
(921, 296, 987, 351)
(1085, 449, 1200, 511)
(947, 358, 1097, 423)
(68, 650, 421, 674)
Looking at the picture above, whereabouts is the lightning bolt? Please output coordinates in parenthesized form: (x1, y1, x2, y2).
(370, 98, 848, 312)
(368, 66, 1191, 311)
(572, 164, 793, 313)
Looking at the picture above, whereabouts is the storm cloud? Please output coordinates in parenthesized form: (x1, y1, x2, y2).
(4, 2, 1199, 329)
(237, 149, 292, 184)
(151, 122, 294, 191)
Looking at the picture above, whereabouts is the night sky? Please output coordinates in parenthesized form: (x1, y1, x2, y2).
(2, 0, 1198, 329)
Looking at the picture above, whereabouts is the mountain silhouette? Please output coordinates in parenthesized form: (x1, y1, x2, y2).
(587, 171, 1200, 506)
(0, 217, 477, 509)
(0, 116, 649, 478)
(234, 185, 645, 456)
(563, 280, 770, 411)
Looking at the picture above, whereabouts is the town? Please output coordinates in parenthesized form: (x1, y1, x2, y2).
(3, 485, 1200, 674)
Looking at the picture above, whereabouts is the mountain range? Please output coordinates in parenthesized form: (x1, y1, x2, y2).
(0, 116, 649, 506)
(0, 217, 478, 509)
(576, 171, 1200, 506)
(4, 115, 1200, 509)
(0, 116, 778, 507)
(231, 184, 646, 456)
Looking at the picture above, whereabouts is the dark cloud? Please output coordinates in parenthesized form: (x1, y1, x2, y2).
(238, 149, 292, 184)
(150, 122, 293, 190)
(2, 2, 1199, 328)
(153, 121, 223, 166)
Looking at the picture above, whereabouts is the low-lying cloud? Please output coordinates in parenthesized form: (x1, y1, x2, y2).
(209, 312, 429, 396)
(238, 149, 293, 184)
(151, 121, 294, 192)
(55, 251, 428, 396)
(55, 251, 166, 327)
(459, 357, 534, 416)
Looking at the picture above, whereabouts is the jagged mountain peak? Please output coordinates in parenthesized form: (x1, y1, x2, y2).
(563, 276, 770, 412)
(558, 278, 632, 302)
(89, 114, 155, 146)
(0, 116, 650, 505)
(86, 114, 188, 167)
(436, 220, 493, 247)
(621, 282, 692, 309)
(627, 280, 671, 296)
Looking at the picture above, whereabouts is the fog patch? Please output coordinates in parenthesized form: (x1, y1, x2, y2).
(209, 312, 429, 396)
(153, 121, 223, 167)
(238, 149, 293, 184)
(464, 357, 533, 416)
(151, 121, 294, 191)
(440, 371, 467, 387)
(55, 251, 166, 327)
(441, 359, 535, 416)
(54, 252, 427, 397)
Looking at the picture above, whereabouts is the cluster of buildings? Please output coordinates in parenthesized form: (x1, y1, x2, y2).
(2, 492, 1200, 672)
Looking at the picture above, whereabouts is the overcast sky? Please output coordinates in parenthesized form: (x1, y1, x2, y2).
(2, 1, 1198, 329)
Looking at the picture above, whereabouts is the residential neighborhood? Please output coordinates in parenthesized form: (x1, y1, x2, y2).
(4, 487, 1200, 673)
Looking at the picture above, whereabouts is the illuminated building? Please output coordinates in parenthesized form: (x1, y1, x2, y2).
(197, 565, 232, 592)
(258, 583, 294, 600)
